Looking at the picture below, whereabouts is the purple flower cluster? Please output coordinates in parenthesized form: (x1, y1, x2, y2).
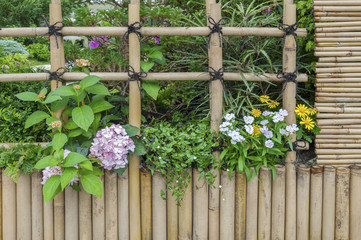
(152, 36, 161, 44)
(89, 36, 109, 49)
(263, 7, 272, 14)
(90, 124, 135, 170)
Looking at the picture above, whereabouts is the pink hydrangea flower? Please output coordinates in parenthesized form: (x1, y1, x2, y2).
(90, 124, 135, 170)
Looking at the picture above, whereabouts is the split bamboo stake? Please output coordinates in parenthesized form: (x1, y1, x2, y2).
(271, 165, 286, 240)
(92, 174, 105, 240)
(54, 191, 65, 240)
(314, 6, 361, 12)
(220, 170, 235, 240)
(322, 166, 336, 240)
(118, 169, 129, 240)
(315, 17, 361, 22)
(167, 178, 178, 240)
(193, 168, 208, 240)
(235, 172, 247, 240)
(140, 169, 151, 240)
(105, 171, 118, 240)
(309, 166, 323, 240)
(152, 171, 167, 240)
(296, 165, 310, 240)
(79, 187, 92, 240)
(350, 166, 361, 239)
(178, 169, 192, 240)
(44, 197, 54, 240)
(17, 174, 31, 240)
(32, 171, 43, 240)
(335, 167, 350, 240)
(128, 2, 141, 240)
(246, 171, 258, 240)
(318, 159, 361, 165)
(258, 167, 272, 240)
(2, 170, 16, 240)
(65, 187, 79, 240)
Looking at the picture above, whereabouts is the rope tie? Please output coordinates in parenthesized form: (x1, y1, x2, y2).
(34, 15, 64, 49)
(40, 67, 66, 91)
(207, 17, 229, 48)
(278, 21, 301, 50)
(208, 67, 227, 96)
(277, 70, 298, 99)
(120, 22, 142, 48)
(127, 65, 147, 98)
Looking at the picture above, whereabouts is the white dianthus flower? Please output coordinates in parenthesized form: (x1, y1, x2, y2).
(224, 113, 235, 122)
(279, 128, 287, 135)
(260, 120, 269, 126)
(272, 113, 284, 123)
(260, 126, 269, 133)
(265, 140, 274, 148)
(245, 125, 254, 134)
(243, 116, 254, 124)
(264, 131, 273, 139)
(262, 111, 273, 116)
(279, 109, 288, 117)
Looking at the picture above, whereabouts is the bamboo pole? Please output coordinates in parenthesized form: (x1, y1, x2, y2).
(317, 113, 361, 119)
(315, 17, 361, 22)
(317, 119, 361, 125)
(317, 73, 361, 78)
(317, 149, 361, 154)
(140, 169, 151, 240)
(315, 11, 361, 17)
(316, 62, 361, 67)
(320, 128, 361, 134)
(44, 197, 54, 240)
(315, 51, 361, 57)
(316, 83, 361, 87)
(317, 42, 361, 46)
(335, 167, 350, 240)
(317, 88, 361, 94)
(350, 166, 361, 239)
(316, 102, 361, 107)
(317, 37, 361, 43)
(258, 167, 272, 240)
(309, 166, 323, 240)
(317, 154, 361, 159)
(316, 143, 361, 148)
(65, 186, 79, 240)
(235, 172, 247, 240)
(316, 27, 361, 33)
(317, 92, 361, 97)
(314, 6, 361, 12)
(316, 107, 361, 113)
(316, 21, 361, 27)
(79, 188, 92, 240)
(2, 170, 16, 240)
(316, 67, 361, 73)
(317, 138, 361, 142)
(17, 174, 31, 240)
(178, 169, 192, 240)
(128, 2, 141, 240)
(316, 134, 361, 139)
(271, 165, 286, 240)
(32, 171, 44, 240)
(316, 78, 361, 82)
(314, 1, 361, 6)
(54, 191, 65, 240)
(193, 168, 208, 240)
(105, 171, 118, 240)
(220, 171, 235, 240)
(152, 171, 167, 240)
(92, 174, 105, 240)
(318, 160, 361, 165)
(322, 166, 336, 240)
(246, 172, 258, 240)
(167, 178, 178, 240)
(296, 165, 310, 240)
(118, 169, 129, 240)
(316, 97, 361, 102)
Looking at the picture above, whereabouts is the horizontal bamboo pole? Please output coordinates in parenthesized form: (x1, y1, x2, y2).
(0, 26, 307, 37)
(315, 17, 361, 21)
(316, 106, 361, 113)
(316, 97, 361, 102)
(335, 167, 350, 240)
(318, 159, 361, 164)
(316, 125, 361, 129)
(0, 142, 48, 149)
(316, 78, 361, 82)
(316, 83, 361, 87)
(316, 47, 361, 52)
(315, 21, 361, 27)
(317, 37, 361, 43)
(316, 102, 361, 107)
(317, 113, 361, 118)
(316, 134, 361, 139)
(315, 51, 361, 57)
(317, 92, 361, 97)
(318, 42, 361, 46)
(316, 143, 361, 148)
(318, 56, 361, 62)
(322, 166, 336, 240)
(316, 62, 361, 67)
(320, 128, 361, 134)
(314, 6, 361, 12)
(316, 32, 361, 37)
(317, 88, 361, 93)
(317, 154, 361, 159)
(316, 149, 361, 154)
(350, 166, 361, 240)
(316, 26, 361, 33)
(314, 1, 361, 6)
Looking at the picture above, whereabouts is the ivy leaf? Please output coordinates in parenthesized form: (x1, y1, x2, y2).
(25, 111, 50, 129)
(52, 86, 76, 96)
(142, 82, 161, 100)
(63, 152, 87, 167)
(85, 84, 110, 95)
(131, 137, 147, 155)
(43, 175, 61, 202)
(52, 133, 68, 151)
(123, 124, 139, 137)
(80, 175, 103, 198)
(15, 92, 38, 101)
(89, 100, 114, 113)
(80, 75, 102, 89)
(34, 156, 54, 169)
(61, 167, 78, 190)
(72, 105, 94, 131)
(140, 61, 154, 72)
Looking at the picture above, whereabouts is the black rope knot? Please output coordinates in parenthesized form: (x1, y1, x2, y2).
(120, 22, 142, 48)
(208, 67, 227, 96)
(41, 67, 66, 90)
(127, 65, 147, 98)
(278, 21, 301, 50)
(207, 17, 229, 48)
(35, 15, 64, 49)
(277, 70, 298, 98)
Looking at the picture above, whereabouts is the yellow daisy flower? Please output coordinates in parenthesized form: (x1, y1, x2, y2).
(251, 109, 262, 118)
(260, 95, 270, 103)
(300, 116, 315, 130)
(295, 104, 310, 118)
(308, 108, 318, 116)
(251, 124, 261, 136)
(268, 101, 280, 109)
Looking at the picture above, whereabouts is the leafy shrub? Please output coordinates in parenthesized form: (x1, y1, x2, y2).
(0, 40, 29, 57)
(27, 43, 50, 61)
(0, 53, 33, 73)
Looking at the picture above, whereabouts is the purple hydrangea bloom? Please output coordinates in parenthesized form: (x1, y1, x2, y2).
(90, 124, 135, 170)
(89, 40, 101, 49)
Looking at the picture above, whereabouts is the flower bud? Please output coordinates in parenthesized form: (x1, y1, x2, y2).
(73, 84, 81, 90)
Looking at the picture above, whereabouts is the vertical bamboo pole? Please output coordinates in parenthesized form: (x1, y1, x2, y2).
(193, 168, 208, 240)
(105, 171, 118, 240)
(54, 191, 65, 240)
(2, 170, 16, 240)
(17, 174, 31, 240)
(296, 166, 310, 240)
(235, 172, 247, 240)
(167, 179, 178, 240)
(350, 166, 361, 239)
(309, 166, 323, 240)
(282, 3, 297, 239)
(141, 170, 152, 240)
(128, 1, 141, 239)
(335, 167, 350, 240)
(271, 165, 285, 240)
(79, 188, 92, 240)
(32, 171, 44, 240)
(246, 171, 258, 240)
(118, 169, 129, 240)
(322, 166, 336, 240)
(0, 170, 2, 240)
(220, 171, 235, 240)
(44, 198, 54, 240)
(178, 169, 192, 240)
(92, 174, 105, 240)
(152, 171, 166, 240)
(258, 167, 272, 240)
(206, 1, 222, 240)
(65, 187, 78, 240)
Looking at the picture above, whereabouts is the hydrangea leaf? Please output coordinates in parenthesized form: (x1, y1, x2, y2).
(72, 105, 94, 131)
(15, 92, 38, 101)
(52, 86, 76, 96)
(142, 82, 161, 100)
(80, 75, 101, 89)
(114, 164, 128, 176)
(80, 175, 103, 198)
(79, 160, 93, 171)
(43, 175, 61, 203)
(43, 95, 62, 104)
(64, 118, 78, 130)
(51, 96, 69, 111)
(63, 152, 87, 167)
(131, 137, 147, 155)
(140, 61, 154, 72)
(61, 167, 78, 190)
(67, 128, 84, 138)
(25, 111, 50, 129)
(123, 124, 139, 137)
(52, 133, 68, 151)
(85, 84, 110, 95)
(34, 156, 54, 169)
(89, 100, 114, 114)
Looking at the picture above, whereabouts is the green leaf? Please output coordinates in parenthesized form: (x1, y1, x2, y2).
(61, 167, 78, 190)
(80, 75, 101, 89)
(63, 152, 87, 167)
(142, 82, 161, 100)
(52, 86, 76, 96)
(123, 124, 139, 137)
(131, 137, 147, 155)
(51, 96, 69, 111)
(52, 133, 68, 151)
(148, 51, 163, 61)
(15, 92, 38, 101)
(67, 128, 84, 138)
(43, 175, 61, 202)
(64, 119, 78, 130)
(71, 184, 81, 192)
(91, 113, 102, 133)
(140, 61, 154, 72)
(25, 111, 50, 128)
(44, 95, 62, 104)
(85, 84, 110, 95)
(34, 156, 54, 169)
(79, 160, 93, 171)
(114, 164, 128, 176)
(80, 175, 103, 198)
(72, 105, 94, 131)
(89, 100, 114, 113)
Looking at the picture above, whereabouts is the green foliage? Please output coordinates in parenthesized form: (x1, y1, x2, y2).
(0, 40, 29, 57)
(27, 43, 50, 61)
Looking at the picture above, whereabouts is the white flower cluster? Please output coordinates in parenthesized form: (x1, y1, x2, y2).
(220, 114, 245, 144)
